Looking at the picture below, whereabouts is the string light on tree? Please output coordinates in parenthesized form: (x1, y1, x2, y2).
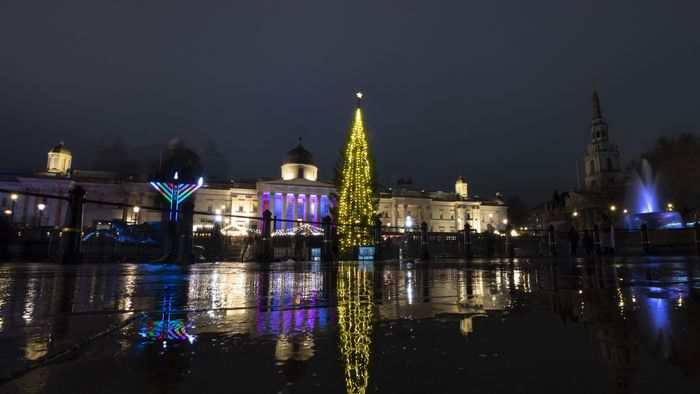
(337, 91, 376, 254)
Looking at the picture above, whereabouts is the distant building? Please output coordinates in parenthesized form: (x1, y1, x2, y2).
(533, 85, 625, 231)
(377, 177, 508, 233)
(584, 86, 622, 191)
(1, 139, 507, 234)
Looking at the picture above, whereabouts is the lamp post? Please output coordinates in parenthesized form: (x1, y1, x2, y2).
(667, 203, 674, 212)
(37, 203, 46, 227)
(133, 206, 140, 224)
(10, 193, 18, 224)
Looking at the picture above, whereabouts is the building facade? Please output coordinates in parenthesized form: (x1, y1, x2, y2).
(377, 178, 508, 233)
(1, 140, 507, 234)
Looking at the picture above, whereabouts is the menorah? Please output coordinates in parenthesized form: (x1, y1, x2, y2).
(150, 172, 204, 222)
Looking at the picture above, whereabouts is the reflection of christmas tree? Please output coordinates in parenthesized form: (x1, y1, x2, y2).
(337, 93, 376, 254)
(337, 264, 374, 394)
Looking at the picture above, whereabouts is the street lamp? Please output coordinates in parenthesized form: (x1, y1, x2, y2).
(572, 211, 579, 217)
(37, 203, 46, 227)
(667, 203, 674, 211)
(623, 209, 628, 214)
(214, 208, 222, 223)
(3, 209, 11, 216)
(10, 193, 18, 223)
(133, 206, 140, 224)
(609, 205, 616, 212)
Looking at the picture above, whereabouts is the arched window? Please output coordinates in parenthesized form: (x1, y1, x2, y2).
(606, 157, 612, 170)
(297, 167, 304, 179)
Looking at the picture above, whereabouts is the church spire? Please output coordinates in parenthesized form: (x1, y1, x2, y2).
(591, 81, 604, 122)
(589, 81, 608, 143)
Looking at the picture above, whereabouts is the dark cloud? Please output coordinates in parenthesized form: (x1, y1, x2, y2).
(1, 0, 699, 203)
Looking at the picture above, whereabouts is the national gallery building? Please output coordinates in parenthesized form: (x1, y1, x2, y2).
(0, 141, 507, 234)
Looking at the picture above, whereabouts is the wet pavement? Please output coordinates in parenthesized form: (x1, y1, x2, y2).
(1, 257, 699, 393)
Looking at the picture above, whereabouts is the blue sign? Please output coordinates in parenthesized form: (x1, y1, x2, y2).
(358, 246, 375, 261)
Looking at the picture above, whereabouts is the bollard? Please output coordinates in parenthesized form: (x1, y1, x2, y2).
(420, 221, 430, 261)
(374, 218, 384, 261)
(694, 222, 700, 255)
(321, 216, 334, 262)
(259, 210, 273, 262)
(463, 223, 473, 259)
(548, 225, 557, 256)
(641, 223, 650, 255)
(506, 224, 515, 258)
(61, 185, 86, 264)
(593, 224, 601, 255)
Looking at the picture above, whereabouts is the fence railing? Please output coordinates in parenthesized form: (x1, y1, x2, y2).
(2, 187, 700, 263)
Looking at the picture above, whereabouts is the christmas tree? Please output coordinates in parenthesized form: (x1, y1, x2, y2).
(337, 92, 376, 254)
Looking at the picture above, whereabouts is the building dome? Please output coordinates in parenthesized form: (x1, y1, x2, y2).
(280, 138, 318, 181)
(49, 141, 71, 155)
(283, 138, 315, 166)
(47, 141, 72, 175)
(455, 175, 468, 198)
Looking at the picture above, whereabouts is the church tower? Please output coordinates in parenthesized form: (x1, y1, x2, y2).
(583, 84, 621, 191)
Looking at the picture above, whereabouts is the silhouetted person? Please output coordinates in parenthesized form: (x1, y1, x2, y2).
(211, 221, 223, 261)
(600, 214, 614, 255)
(583, 230, 594, 255)
(568, 227, 579, 256)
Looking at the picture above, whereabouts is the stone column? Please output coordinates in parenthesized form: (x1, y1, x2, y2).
(292, 193, 298, 226)
(281, 193, 287, 230)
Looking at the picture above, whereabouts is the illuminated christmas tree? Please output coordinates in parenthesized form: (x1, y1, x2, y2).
(337, 92, 376, 254)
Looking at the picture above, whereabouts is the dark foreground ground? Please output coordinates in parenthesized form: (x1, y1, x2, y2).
(1, 257, 699, 393)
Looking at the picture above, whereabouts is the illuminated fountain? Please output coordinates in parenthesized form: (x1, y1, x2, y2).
(625, 159, 683, 229)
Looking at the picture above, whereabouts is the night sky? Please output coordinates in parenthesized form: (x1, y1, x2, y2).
(1, 0, 699, 203)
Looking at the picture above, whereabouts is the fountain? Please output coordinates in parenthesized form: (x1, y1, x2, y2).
(625, 159, 683, 229)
